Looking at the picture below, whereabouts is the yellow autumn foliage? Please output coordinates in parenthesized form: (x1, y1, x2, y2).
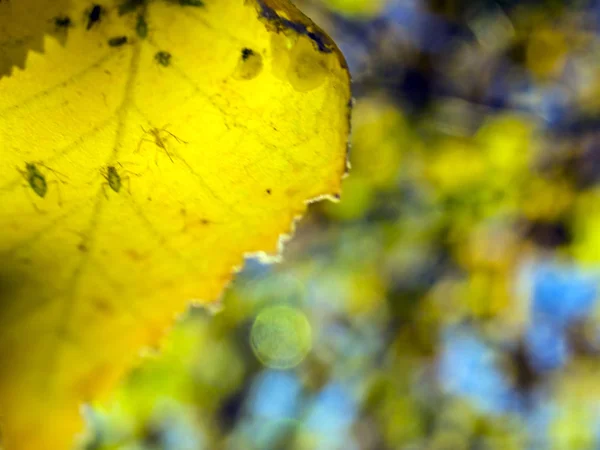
(321, 0, 388, 18)
(0, 0, 351, 448)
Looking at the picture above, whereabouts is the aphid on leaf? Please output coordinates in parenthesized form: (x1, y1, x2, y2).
(21, 163, 47, 198)
(86, 4, 103, 30)
(136, 125, 187, 163)
(103, 165, 122, 193)
(136, 14, 148, 38)
(18, 162, 66, 209)
(154, 51, 171, 67)
(108, 36, 128, 47)
(100, 163, 136, 197)
(54, 15, 72, 29)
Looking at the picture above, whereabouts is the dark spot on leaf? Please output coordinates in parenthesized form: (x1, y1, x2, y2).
(54, 16, 72, 29)
(241, 48, 254, 61)
(266, 189, 272, 195)
(86, 4, 103, 30)
(118, 0, 146, 15)
(179, 0, 204, 6)
(108, 36, 128, 47)
(136, 14, 148, 38)
(126, 249, 146, 261)
(93, 298, 114, 315)
(78, 243, 88, 252)
(155, 51, 172, 67)
(235, 49, 263, 80)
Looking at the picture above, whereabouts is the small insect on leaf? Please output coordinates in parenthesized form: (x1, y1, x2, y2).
(54, 15, 72, 29)
(104, 166, 121, 193)
(18, 162, 67, 208)
(108, 36, 128, 47)
(21, 163, 47, 198)
(155, 50, 171, 66)
(86, 4, 103, 30)
(101, 164, 136, 197)
(136, 14, 148, 39)
(137, 125, 187, 163)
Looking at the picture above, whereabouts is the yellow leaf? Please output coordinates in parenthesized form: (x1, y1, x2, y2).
(0, 0, 351, 448)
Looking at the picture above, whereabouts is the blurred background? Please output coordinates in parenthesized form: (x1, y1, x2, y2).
(82, 0, 600, 448)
